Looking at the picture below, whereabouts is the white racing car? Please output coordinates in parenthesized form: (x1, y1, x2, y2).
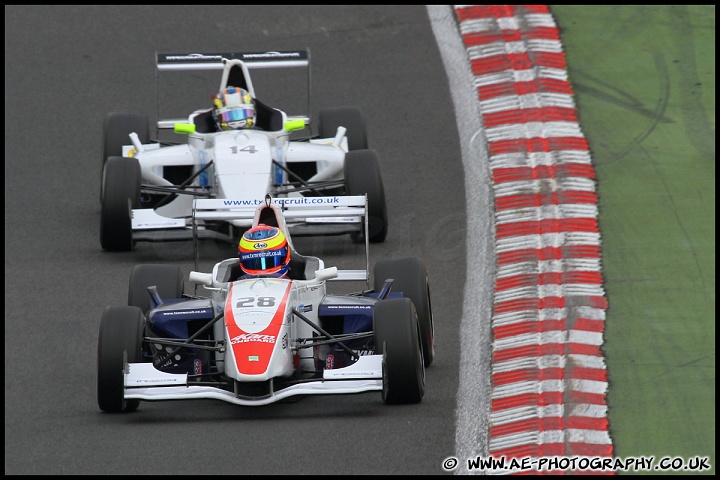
(97, 195, 434, 411)
(100, 50, 387, 252)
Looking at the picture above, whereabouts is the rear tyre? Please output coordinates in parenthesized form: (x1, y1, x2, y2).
(101, 112, 149, 202)
(100, 157, 141, 252)
(344, 149, 388, 243)
(373, 298, 425, 405)
(373, 257, 434, 367)
(128, 264, 185, 314)
(319, 106, 368, 151)
(97, 306, 144, 413)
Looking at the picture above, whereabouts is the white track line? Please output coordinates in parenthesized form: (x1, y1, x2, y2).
(428, 5, 496, 474)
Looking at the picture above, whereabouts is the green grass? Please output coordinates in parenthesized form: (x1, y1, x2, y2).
(550, 5, 715, 475)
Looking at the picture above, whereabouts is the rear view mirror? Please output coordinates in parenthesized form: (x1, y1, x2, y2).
(314, 267, 338, 282)
(174, 123, 197, 134)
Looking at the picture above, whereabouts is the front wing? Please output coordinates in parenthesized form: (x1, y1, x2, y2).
(124, 355, 383, 406)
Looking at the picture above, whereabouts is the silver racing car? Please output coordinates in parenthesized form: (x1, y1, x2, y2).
(100, 50, 388, 252)
(97, 195, 434, 411)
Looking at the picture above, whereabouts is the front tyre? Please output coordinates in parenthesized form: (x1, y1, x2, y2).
(101, 112, 149, 202)
(374, 298, 425, 405)
(128, 264, 185, 314)
(373, 257, 434, 367)
(97, 306, 144, 413)
(100, 157, 141, 252)
(318, 106, 368, 151)
(344, 149, 388, 243)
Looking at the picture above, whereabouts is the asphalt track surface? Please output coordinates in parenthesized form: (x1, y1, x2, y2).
(5, 5, 470, 475)
(4, 5, 715, 476)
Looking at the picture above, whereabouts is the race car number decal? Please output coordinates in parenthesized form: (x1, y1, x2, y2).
(236, 296, 276, 308)
(230, 145, 257, 154)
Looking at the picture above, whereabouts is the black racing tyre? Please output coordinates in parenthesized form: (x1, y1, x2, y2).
(318, 106, 368, 151)
(373, 257, 434, 367)
(100, 157, 141, 252)
(373, 298, 425, 405)
(344, 149, 388, 243)
(128, 264, 185, 314)
(101, 112, 149, 202)
(97, 305, 144, 413)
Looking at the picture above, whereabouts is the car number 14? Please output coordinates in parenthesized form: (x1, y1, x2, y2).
(230, 145, 257, 154)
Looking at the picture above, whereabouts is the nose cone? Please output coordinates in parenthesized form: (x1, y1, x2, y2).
(213, 130, 273, 200)
(224, 280, 293, 377)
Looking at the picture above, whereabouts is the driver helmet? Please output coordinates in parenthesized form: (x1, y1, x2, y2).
(213, 86, 256, 130)
(238, 224, 290, 278)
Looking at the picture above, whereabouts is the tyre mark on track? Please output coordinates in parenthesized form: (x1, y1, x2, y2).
(613, 52, 672, 161)
(567, 54, 672, 163)
(569, 69, 673, 125)
(666, 5, 716, 162)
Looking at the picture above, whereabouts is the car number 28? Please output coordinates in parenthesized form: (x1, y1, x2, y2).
(236, 296, 276, 308)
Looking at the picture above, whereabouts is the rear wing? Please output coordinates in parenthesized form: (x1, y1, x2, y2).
(155, 50, 311, 130)
(156, 51, 309, 71)
(191, 195, 369, 283)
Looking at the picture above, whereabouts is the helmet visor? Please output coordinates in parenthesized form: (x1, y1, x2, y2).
(239, 247, 288, 273)
(218, 106, 254, 124)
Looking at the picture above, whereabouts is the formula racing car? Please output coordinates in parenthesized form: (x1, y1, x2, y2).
(100, 50, 388, 252)
(97, 195, 434, 411)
